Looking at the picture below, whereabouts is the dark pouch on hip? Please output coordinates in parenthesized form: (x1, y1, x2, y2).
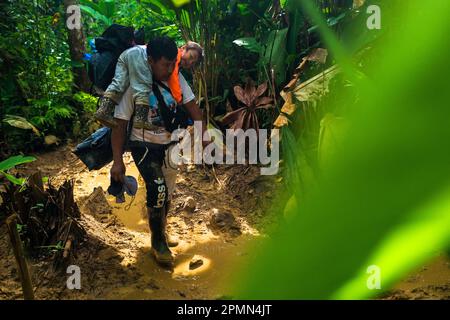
(73, 127, 113, 171)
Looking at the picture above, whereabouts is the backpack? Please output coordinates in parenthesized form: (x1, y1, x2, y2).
(87, 24, 136, 91)
(73, 116, 135, 171)
(72, 127, 113, 171)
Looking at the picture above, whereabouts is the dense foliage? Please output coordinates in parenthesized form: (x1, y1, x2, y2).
(0, 0, 354, 156)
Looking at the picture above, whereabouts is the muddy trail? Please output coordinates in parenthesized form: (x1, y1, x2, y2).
(0, 145, 449, 300)
(0, 145, 279, 299)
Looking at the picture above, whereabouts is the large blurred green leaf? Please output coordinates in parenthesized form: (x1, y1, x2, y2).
(333, 186, 450, 299)
(236, 0, 450, 299)
(318, 113, 347, 168)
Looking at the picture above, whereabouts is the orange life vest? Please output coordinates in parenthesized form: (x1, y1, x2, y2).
(168, 48, 183, 104)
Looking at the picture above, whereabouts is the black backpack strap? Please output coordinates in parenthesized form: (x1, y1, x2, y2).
(152, 81, 174, 132)
(154, 78, 184, 103)
(154, 79, 172, 95)
(152, 78, 190, 133)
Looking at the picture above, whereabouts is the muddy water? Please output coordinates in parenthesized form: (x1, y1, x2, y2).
(92, 162, 259, 299)
(391, 254, 450, 298)
(103, 235, 257, 299)
(79, 164, 450, 300)
(107, 165, 150, 233)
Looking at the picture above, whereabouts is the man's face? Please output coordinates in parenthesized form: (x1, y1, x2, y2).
(149, 56, 176, 81)
(180, 49, 200, 70)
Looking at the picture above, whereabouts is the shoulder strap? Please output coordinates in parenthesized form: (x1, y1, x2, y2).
(152, 81, 175, 132)
(155, 78, 184, 105)
(154, 79, 172, 95)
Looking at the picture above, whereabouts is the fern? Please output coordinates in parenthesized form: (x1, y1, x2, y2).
(29, 103, 74, 130)
(30, 115, 48, 128)
(48, 105, 74, 119)
(73, 92, 98, 114)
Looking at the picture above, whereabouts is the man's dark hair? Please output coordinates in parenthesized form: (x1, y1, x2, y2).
(146, 36, 178, 61)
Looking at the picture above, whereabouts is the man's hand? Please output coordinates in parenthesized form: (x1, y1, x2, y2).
(110, 160, 125, 183)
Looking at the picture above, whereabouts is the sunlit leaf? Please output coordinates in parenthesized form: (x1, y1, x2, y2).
(3, 115, 40, 136)
(0, 155, 37, 171)
(233, 38, 262, 54)
(171, 0, 190, 8)
(0, 171, 26, 186)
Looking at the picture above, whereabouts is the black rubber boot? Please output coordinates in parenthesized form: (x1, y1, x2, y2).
(164, 201, 179, 247)
(148, 207, 174, 266)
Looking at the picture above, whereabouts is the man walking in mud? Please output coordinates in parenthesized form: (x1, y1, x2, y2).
(109, 36, 206, 266)
(95, 37, 203, 130)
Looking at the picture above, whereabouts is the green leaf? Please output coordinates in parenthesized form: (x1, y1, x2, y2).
(333, 187, 450, 299)
(1, 171, 25, 186)
(263, 28, 289, 86)
(237, 3, 250, 15)
(79, 0, 102, 14)
(3, 115, 40, 136)
(286, 7, 304, 54)
(318, 113, 348, 169)
(148, 0, 176, 12)
(0, 155, 36, 171)
(80, 4, 112, 26)
(99, 0, 116, 18)
(233, 38, 262, 54)
(31, 203, 45, 210)
(141, 0, 164, 15)
(237, 0, 450, 300)
(171, 0, 190, 7)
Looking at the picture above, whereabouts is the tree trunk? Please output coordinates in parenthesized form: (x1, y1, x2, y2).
(64, 0, 91, 92)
